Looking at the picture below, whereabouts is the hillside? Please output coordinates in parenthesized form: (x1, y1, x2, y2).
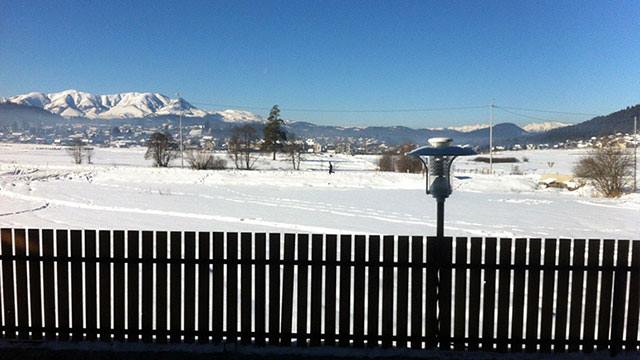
(526, 104, 640, 144)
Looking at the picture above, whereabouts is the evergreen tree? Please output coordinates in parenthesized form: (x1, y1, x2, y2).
(262, 105, 287, 160)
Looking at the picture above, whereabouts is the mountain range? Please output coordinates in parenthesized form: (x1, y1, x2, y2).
(1, 90, 637, 147)
(2, 90, 263, 122)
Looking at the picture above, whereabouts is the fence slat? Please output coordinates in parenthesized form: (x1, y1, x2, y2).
(268, 233, 281, 345)
(540, 238, 557, 352)
(511, 238, 527, 351)
(353, 235, 366, 348)
(367, 235, 380, 348)
(497, 238, 512, 352)
(227, 232, 239, 343)
(280, 234, 296, 346)
(610, 240, 629, 354)
(582, 239, 600, 353)
(84, 230, 97, 341)
(211, 232, 224, 344)
(453, 237, 466, 351)
(240, 232, 253, 344)
(425, 236, 438, 348)
(1, 229, 16, 339)
(70, 230, 83, 341)
(169, 231, 182, 343)
(15, 229, 29, 340)
(627, 242, 640, 352)
(113, 230, 126, 341)
(155, 232, 168, 343)
(99, 231, 112, 342)
(339, 234, 352, 347)
(309, 234, 323, 346)
(254, 233, 266, 346)
(568, 239, 586, 352)
(482, 237, 497, 351)
(596, 240, 615, 352)
(324, 234, 337, 346)
(467, 237, 482, 351)
(27, 229, 43, 340)
(297, 234, 309, 347)
(554, 239, 571, 353)
(141, 231, 153, 343)
(42, 229, 56, 341)
(57, 229, 70, 341)
(439, 236, 453, 351)
(396, 236, 409, 348)
(127, 231, 139, 342)
(411, 236, 424, 349)
(183, 231, 196, 343)
(198, 232, 211, 344)
(381, 235, 394, 348)
(525, 239, 541, 352)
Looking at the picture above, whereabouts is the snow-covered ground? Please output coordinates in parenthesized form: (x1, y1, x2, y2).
(0, 144, 637, 239)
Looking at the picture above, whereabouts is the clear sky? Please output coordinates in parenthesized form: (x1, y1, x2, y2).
(0, 0, 638, 127)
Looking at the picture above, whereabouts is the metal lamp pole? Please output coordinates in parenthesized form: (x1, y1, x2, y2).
(408, 137, 476, 346)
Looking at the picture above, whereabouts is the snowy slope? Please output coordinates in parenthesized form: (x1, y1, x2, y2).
(0, 144, 637, 238)
(5, 90, 222, 119)
(448, 124, 489, 132)
(523, 121, 571, 132)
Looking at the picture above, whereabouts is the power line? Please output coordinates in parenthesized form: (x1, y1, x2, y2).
(496, 105, 597, 117)
(496, 107, 560, 122)
(190, 101, 487, 113)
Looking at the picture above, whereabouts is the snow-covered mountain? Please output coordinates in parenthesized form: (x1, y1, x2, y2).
(446, 122, 571, 133)
(3, 90, 214, 119)
(522, 121, 571, 132)
(447, 124, 489, 132)
(216, 109, 263, 123)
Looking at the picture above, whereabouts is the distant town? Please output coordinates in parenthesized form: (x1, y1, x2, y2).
(0, 120, 637, 155)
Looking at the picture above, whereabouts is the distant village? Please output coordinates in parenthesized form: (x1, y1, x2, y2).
(0, 121, 637, 154)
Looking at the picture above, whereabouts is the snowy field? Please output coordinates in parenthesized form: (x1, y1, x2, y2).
(0, 143, 637, 239)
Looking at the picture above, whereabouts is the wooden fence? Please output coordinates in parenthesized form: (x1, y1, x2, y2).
(0, 228, 638, 354)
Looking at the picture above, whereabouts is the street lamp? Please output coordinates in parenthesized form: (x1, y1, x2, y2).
(407, 137, 476, 237)
(407, 137, 476, 347)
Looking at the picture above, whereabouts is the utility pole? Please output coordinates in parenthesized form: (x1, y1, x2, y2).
(177, 92, 184, 168)
(634, 115, 637, 192)
(489, 101, 494, 174)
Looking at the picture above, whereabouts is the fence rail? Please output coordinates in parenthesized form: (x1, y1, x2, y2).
(0, 229, 638, 354)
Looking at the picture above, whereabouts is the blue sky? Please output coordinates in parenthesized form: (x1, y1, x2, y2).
(0, 0, 638, 127)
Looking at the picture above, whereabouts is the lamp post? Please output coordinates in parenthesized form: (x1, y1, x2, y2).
(407, 137, 477, 237)
(407, 137, 476, 346)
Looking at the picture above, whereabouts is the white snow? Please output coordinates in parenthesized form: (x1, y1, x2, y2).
(448, 124, 489, 132)
(522, 121, 571, 132)
(5, 90, 248, 120)
(0, 144, 637, 238)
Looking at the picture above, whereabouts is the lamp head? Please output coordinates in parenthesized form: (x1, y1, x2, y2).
(407, 138, 477, 201)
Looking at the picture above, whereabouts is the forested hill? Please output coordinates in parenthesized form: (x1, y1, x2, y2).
(525, 104, 640, 144)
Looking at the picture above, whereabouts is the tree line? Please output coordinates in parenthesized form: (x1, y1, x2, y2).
(144, 105, 304, 170)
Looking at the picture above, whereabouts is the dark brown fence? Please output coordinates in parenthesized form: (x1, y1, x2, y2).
(0, 228, 638, 354)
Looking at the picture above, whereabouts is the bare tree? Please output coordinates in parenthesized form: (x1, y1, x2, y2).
(285, 134, 304, 170)
(378, 152, 394, 171)
(395, 144, 422, 173)
(574, 143, 634, 197)
(145, 132, 177, 167)
(67, 139, 93, 164)
(228, 125, 260, 170)
(186, 148, 227, 170)
(85, 147, 94, 164)
(228, 133, 243, 169)
(67, 139, 84, 164)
